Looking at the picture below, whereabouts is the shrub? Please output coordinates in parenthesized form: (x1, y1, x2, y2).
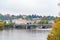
(32, 25, 37, 28)
(38, 20, 48, 24)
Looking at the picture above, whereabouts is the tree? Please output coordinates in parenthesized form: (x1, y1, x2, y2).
(47, 17, 60, 40)
(38, 20, 48, 24)
(0, 21, 4, 30)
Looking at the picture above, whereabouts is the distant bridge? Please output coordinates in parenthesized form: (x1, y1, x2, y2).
(14, 24, 53, 29)
(25, 24, 52, 29)
(25, 24, 52, 26)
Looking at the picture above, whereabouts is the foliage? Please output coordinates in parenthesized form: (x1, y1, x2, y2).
(32, 25, 37, 28)
(38, 20, 48, 24)
(47, 17, 60, 40)
(0, 14, 56, 20)
(4, 22, 14, 29)
(0, 21, 4, 30)
(42, 16, 55, 20)
(15, 25, 26, 29)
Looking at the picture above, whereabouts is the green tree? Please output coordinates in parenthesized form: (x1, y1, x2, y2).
(38, 20, 48, 24)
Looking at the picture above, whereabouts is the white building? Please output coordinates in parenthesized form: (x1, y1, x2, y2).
(32, 18, 42, 24)
(48, 20, 54, 24)
(12, 18, 35, 25)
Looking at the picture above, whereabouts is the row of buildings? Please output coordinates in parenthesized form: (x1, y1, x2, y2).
(5, 18, 54, 25)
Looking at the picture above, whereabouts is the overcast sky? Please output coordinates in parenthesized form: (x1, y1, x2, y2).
(0, 0, 59, 16)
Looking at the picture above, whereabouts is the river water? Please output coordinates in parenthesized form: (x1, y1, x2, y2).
(0, 29, 50, 40)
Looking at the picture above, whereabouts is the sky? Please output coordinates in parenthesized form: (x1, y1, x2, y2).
(0, 0, 59, 16)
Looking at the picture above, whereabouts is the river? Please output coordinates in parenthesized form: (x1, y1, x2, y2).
(0, 29, 50, 40)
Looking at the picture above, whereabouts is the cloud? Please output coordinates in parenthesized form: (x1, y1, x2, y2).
(0, 0, 59, 16)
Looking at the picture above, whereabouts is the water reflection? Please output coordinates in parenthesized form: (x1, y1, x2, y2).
(0, 29, 50, 40)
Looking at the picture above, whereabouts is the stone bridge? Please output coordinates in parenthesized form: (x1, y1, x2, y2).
(14, 24, 53, 29)
(24, 24, 53, 29)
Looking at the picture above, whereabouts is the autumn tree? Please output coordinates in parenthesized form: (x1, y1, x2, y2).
(47, 17, 60, 40)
